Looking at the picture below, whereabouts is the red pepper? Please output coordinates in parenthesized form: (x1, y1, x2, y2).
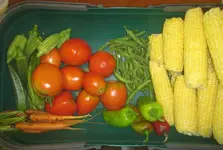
(151, 118, 170, 142)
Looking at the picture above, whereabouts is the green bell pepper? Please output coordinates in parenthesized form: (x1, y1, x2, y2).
(137, 96, 164, 122)
(102, 106, 137, 128)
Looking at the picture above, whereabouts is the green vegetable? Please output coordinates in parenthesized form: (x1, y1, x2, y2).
(131, 120, 153, 143)
(15, 50, 28, 83)
(27, 53, 44, 110)
(0, 125, 18, 132)
(24, 25, 42, 59)
(8, 65, 27, 111)
(0, 111, 26, 131)
(124, 26, 146, 48)
(7, 35, 27, 64)
(37, 28, 71, 57)
(99, 26, 155, 104)
(0, 117, 26, 125)
(37, 34, 61, 57)
(57, 28, 71, 49)
(0, 111, 26, 120)
(102, 106, 137, 128)
(137, 96, 164, 122)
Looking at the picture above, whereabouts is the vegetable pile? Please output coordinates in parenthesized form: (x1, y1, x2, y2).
(2, 6, 223, 146)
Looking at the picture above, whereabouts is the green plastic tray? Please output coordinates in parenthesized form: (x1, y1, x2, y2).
(0, 1, 222, 149)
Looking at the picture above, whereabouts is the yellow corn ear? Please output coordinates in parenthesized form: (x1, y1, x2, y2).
(149, 34, 163, 65)
(203, 7, 223, 87)
(149, 61, 174, 125)
(184, 7, 208, 88)
(163, 17, 184, 72)
(174, 75, 198, 136)
(197, 54, 218, 138)
(213, 85, 223, 144)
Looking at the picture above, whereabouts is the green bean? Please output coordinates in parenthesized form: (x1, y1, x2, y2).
(99, 27, 155, 104)
(128, 61, 134, 71)
(113, 71, 133, 83)
(110, 40, 137, 48)
(99, 41, 110, 51)
(127, 79, 151, 104)
(124, 26, 146, 48)
(126, 84, 134, 93)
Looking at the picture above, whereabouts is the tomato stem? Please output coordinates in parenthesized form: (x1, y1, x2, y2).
(44, 97, 53, 107)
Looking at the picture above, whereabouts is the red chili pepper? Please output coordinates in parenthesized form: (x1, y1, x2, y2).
(151, 118, 170, 142)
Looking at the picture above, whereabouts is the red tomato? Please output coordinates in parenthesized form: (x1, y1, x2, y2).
(32, 63, 63, 97)
(40, 48, 61, 67)
(76, 90, 100, 115)
(45, 91, 77, 115)
(100, 81, 127, 110)
(61, 66, 84, 91)
(82, 72, 106, 96)
(59, 38, 92, 66)
(89, 51, 116, 77)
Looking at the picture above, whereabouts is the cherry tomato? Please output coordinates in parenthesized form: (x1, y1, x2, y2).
(45, 91, 77, 115)
(32, 63, 63, 97)
(76, 89, 100, 115)
(61, 66, 84, 91)
(82, 71, 106, 96)
(40, 48, 61, 67)
(100, 81, 127, 110)
(89, 51, 116, 77)
(59, 38, 92, 66)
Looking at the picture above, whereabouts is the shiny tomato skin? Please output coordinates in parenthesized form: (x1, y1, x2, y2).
(32, 63, 63, 97)
(45, 91, 77, 115)
(76, 90, 100, 115)
(89, 51, 116, 77)
(61, 66, 84, 91)
(40, 48, 61, 67)
(100, 81, 127, 110)
(59, 38, 92, 66)
(82, 71, 106, 96)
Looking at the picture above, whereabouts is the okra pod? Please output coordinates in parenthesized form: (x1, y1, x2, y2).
(7, 35, 27, 64)
(27, 53, 44, 109)
(24, 25, 43, 59)
(8, 65, 27, 111)
(37, 34, 61, 57)
(15, 50, 28, 83)
(57, 28, 71, 48)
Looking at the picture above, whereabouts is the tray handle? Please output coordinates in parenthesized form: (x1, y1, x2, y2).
(148, 3, 223, 12)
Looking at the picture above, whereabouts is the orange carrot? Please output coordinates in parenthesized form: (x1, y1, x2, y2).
(29, 113, 91, 122)
(22, 127, 84, 134)
(25, 109, 48, 115)
(22, 129, 47, 134)
(15, 120, 85, 131)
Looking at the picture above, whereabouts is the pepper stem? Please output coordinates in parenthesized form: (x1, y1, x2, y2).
(44, 96, 53, 107)
(149, 109, 158, 118)
(163, 132, 169, 143)
(143, 130, 150, 143)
